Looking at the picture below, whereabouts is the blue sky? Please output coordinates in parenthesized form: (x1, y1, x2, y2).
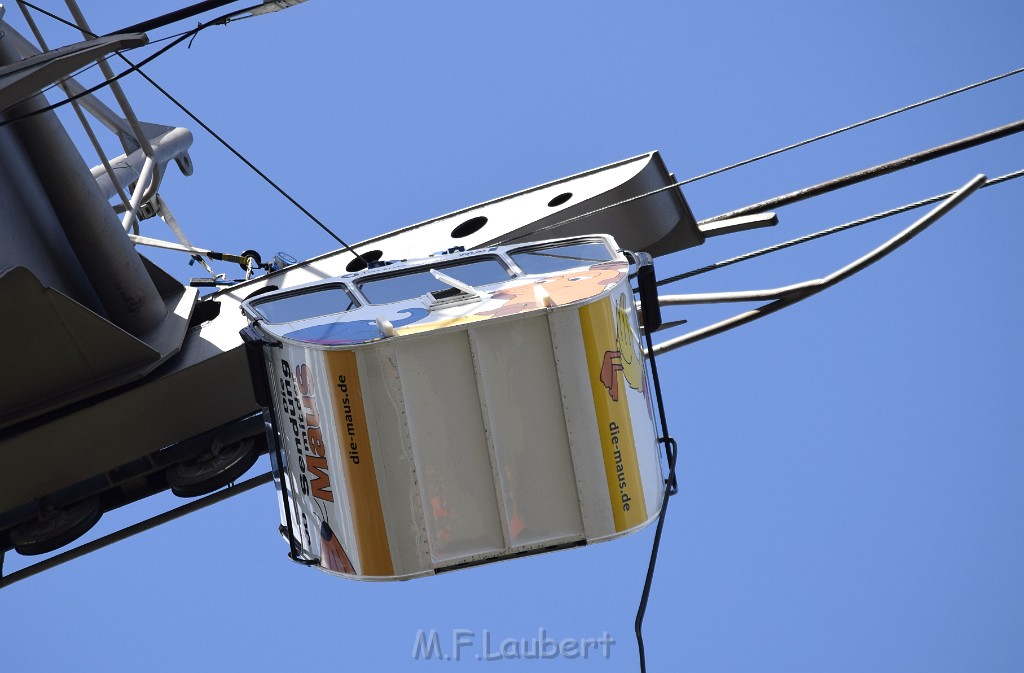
(2, 1, 1022, 671)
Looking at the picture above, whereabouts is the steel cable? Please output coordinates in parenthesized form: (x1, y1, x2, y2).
(499, 66, 1024, 245)
(12, 0, 368, 264)
(656, 168, 1024, 286)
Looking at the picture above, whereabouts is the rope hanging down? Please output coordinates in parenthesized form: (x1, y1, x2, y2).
(631, 260, 680, 673)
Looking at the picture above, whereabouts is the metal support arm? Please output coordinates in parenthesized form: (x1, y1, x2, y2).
(652, 174, 987, 354)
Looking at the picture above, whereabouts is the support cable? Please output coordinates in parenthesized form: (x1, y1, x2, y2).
(698, 119, 1024, 225)
(15, 2, 135, 217)
(678, 66, 1024, 187)
(13, 1, 369, 265)
(502, 117, 1024, 246)
(657, 168, 1024, 287)
(30, 26, 201, 103)
(493, 65, 1024, 247)
(16, 2, 1018, 267)
(126, 67, 366, 258)
(0, 24, 203, 126)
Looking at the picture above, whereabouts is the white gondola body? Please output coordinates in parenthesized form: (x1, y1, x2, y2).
(241, 235, 664, 580)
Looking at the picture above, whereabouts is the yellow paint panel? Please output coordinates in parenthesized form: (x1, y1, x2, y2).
(324, 350, 394, 576)
(394, 313, 488, 336)
(579, 296, 648, 531)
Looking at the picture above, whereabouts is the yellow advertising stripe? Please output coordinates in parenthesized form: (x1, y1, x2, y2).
(578, 295, 648, 532)
(394, 313, 488, 336)
(324, 350, 394, 576)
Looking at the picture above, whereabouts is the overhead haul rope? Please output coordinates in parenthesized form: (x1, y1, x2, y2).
(498, 66, 1024, 245)
(676, 66, 1024, 186)
(657, 168, 1024, 286)
(12, 1, 369, 267)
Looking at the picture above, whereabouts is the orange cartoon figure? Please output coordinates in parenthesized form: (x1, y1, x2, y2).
(313, 500, 355, 574)
(599, 293, 645, 401)
(319, 518, 356, 574)
(479, 262, 627, 319)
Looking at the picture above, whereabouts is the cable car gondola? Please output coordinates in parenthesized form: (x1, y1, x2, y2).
(241, 234, 667, 580)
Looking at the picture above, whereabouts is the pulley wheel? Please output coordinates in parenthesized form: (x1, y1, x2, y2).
(10, 496, 102, 556)
(166, 437, 260, 498)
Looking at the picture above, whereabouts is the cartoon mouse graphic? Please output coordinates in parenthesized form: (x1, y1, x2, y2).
(600, 293, 644, 401)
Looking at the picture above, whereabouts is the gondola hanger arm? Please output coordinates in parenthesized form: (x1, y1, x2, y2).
(651, 174, 987, 354)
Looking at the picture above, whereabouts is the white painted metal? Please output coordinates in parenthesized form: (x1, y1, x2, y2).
(0, 151, 693, 525)
(92, 126, 194, 204)
(65, 1, 155, 159)
(470, 316, 586, 550)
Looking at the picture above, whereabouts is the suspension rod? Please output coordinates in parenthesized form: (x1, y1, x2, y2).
(699, 119, 1024, 225)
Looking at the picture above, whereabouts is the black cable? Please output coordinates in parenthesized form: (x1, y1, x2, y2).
(18, 0, 198, 99)
(497, 66, 1024, 246)
(634, 264, 680, 673)
(1, 0, 260, 124)
(128, 68, 367, 260)
(635, 448, 676, 673)
(503, 116, 1024, 257)
(109, 0, 245, 35)
(0, 472, 273, 590)
(35, 27, 193, 97)
(677, 66, 1024, 187)
(19, 1, 197, 45)
(14, 1, 368, 265)
(0, 30, 195, 127)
